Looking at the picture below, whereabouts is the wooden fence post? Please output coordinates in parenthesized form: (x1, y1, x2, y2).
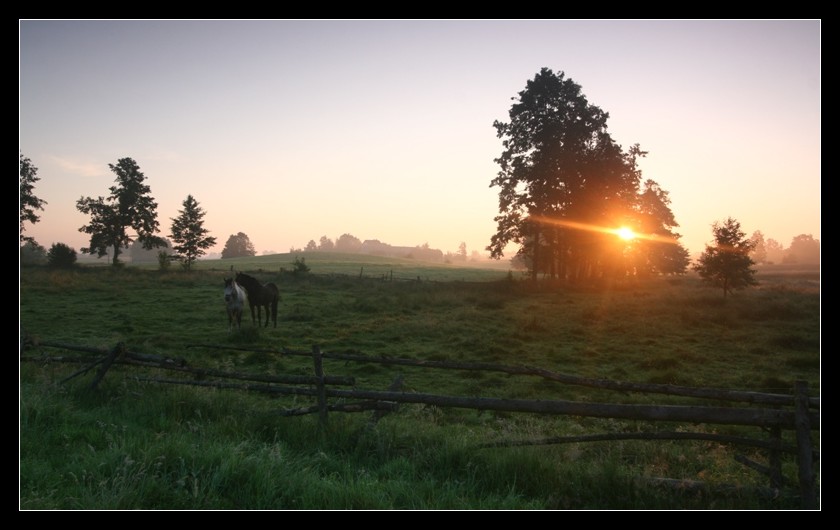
(794, 380, 817, 509)
(89, 342, 125, 390)
(312, 345, 328, 429)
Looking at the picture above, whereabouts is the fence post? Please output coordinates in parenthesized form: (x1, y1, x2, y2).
(768, 425, 783, 490)
(794, 380, 817, 509)
(90, 342, 125, 390)
(312, 345, 328, 429)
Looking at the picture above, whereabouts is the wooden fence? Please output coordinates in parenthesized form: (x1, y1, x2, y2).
(21, 339, 820, 509)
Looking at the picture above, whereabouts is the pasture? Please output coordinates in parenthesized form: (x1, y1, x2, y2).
(19, 254, 820, 509)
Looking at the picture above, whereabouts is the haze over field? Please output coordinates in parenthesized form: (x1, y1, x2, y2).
(19, 20, 820, 261)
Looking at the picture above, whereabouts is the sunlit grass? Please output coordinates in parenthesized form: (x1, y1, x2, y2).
(20, 259, 819, 509)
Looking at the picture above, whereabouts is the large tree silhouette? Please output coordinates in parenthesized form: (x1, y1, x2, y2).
(76, 157, 165, 265)
(488, 68, 670, 282)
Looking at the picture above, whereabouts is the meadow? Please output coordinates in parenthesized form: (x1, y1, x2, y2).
(19, 253, 820, 509)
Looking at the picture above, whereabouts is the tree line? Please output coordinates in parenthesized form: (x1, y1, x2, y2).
(20, 67, 819, 296)
(18, 153, 258, 269)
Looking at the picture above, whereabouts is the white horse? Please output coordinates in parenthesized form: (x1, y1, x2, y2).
(223, 278, 248, 331)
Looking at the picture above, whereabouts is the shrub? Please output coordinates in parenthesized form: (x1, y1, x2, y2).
(46, 243, 77, 268)
(292, 256, 310, 274)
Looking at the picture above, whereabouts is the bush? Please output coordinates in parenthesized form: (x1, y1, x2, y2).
(47, 243, 77, 268)
(292, 256, 310, 274)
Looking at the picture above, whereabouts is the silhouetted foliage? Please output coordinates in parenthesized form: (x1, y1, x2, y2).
(47, 242, 77, 268)
(488, 68, 680, 282)
(335, 233, 362, 252)
(221, 232, 256, 259)
(749, 230, 768, 264)
(20, 240, 47, 265)
(318, 236, 334, 251)
(693, 217, 757, 297)
(76, 157, 166, 265)
(786, 234, 820, 265)
(765, 238, 786, 264)
(170, 195, 216, 271)
(20, 152, 47, 244)
(292, 256, 310, 274)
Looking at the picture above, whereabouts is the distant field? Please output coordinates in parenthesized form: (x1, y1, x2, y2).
(19, 256, 820, 509)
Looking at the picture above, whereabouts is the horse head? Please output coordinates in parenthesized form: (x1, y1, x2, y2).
(224, 278, 236, 303)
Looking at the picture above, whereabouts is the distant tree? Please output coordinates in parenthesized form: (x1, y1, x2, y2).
(305, 240, 318, 252)
(76, 157, 165, 266)
(47, 242, 77, 268)
(292, 256, 310, 274)
(221, 232, 256, 259)
(318, 236, 334, 251)
(169, 195, 216, 271)
(128, 239, 171, 263)
(765, 238, 785, 264)
(335, 233, 362, 253)
(20, 240, 47, 265)
(749, 230, 768, 264)
(456, 242, 468, 261)
(20, 152, 47, 244)
(787, 234, 820, 265)
(693, 217, 757, 297)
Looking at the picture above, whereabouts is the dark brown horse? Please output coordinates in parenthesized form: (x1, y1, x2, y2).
(234, 272, 280, 327)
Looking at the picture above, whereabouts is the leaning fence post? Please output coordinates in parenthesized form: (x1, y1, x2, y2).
(794, 380, 817, 509)
(312, 345, 328, 429)
(90, 342, 125, 390)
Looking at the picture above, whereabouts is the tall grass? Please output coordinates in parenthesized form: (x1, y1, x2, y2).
(20, 258, 819, 509)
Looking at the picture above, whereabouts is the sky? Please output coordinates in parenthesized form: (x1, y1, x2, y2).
(19, 20, 821, 261)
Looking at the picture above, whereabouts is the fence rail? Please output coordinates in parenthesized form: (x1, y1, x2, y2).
(21, 339, 819, 508)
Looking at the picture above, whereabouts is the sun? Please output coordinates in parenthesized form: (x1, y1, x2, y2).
(615, 227, 636, 241)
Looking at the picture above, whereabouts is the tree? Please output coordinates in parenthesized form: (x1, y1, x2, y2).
(786, 234, 820, 265)
(626, 179, 689, 276)
(749, 231, 768, 264)
(305, 240, 318, 252)
(335, 233, 362, 253)
(20, 152, 47, 244)
(76, 157, 165, 265)
(20, 240, 47, 265)
(318, 236, 334, 251)
(47, 242, 77, 268)
(488, 68, 652, 282)
(169, 195, 216, 271)
(456, 242, 467, 262)
(221, 232, 256, 258)
(692, 217, 757, 297)
(765, 238, 785, 264)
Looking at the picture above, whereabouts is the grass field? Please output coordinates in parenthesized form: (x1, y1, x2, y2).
(19, 253, 820, 509)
